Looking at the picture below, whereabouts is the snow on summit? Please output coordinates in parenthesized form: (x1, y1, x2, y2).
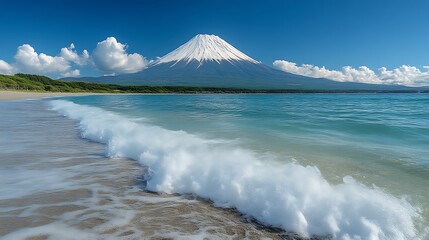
(154, 34, 259, 65)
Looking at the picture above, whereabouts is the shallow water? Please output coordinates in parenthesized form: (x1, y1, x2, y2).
(65, 94, 429, 207)
(1, 94, 428, 239)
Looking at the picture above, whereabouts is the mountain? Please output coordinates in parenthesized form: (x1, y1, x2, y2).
(153, 33, 259, 65)
(65, 34, 419, 90)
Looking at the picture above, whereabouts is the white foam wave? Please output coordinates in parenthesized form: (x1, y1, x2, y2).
(49, 100, 423, 240)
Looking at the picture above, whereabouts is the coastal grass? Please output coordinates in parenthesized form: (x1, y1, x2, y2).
(0, 74, 425, 94)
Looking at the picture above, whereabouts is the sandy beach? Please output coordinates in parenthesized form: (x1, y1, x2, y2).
(0, 91, 103, 100)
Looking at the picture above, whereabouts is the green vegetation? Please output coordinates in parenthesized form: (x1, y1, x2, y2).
(0, 74, 426, 94)
(0, 74, 261, 93)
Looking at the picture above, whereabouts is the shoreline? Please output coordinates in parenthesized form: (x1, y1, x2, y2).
(0, 90, 103, 100)
(1, 90, 427, 101)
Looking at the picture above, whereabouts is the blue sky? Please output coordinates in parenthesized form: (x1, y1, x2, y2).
(0, 0, 428, 85)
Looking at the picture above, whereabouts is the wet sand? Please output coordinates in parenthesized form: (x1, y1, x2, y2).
(0, 90, 102, 100)
(0, 157, 288, 239)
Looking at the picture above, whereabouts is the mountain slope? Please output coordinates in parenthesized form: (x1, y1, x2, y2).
(65, 34, 420, 90)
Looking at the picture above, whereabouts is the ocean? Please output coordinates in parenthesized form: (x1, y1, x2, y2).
(0, 94, 428, 239)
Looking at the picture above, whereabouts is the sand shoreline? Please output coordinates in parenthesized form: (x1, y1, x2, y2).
(0, 90, 205, 100)
(0, 90, 105, 100)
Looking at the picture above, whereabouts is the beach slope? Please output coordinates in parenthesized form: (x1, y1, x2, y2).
(0, 91, 97, 100)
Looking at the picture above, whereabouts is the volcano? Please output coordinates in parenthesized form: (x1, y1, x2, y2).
(66, 34, 417, 90)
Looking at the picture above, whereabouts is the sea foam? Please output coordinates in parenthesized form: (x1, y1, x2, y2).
(49, 100, 423, 240)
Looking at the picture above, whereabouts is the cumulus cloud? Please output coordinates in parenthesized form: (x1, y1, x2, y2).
(0, 43, 89, 77)
(60, 69, 80, 78)
(92, 37, 148, 75)
(14, 44, 71, 73)
(0, 37, 149, 78)
(273, 60, 429, 86)
(0, 60, 14, 75)
(60, 43, 89, 66)
(378, 65, 429, 86)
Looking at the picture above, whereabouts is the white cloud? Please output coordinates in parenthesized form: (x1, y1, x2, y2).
(60, 69, 80, 78)
(273, 60, 429, 87)
(60, 43, 89, 66)
(0, 60, 14, 75)
(0, 43, 90, 77)
(14, 44, 71, 73)
(378, 65, 429, 86)
(0, 37, 149, 78)
(92, 37, 148, 75)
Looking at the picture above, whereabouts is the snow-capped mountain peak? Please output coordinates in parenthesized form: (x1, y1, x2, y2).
(153, 34, 259, 66)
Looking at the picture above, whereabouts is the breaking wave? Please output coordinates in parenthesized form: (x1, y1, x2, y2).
(50, 100, 423, 239)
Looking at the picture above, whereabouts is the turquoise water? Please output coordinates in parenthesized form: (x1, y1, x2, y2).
(56, 93, 428, 238)
(66, 94, 429, 182)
